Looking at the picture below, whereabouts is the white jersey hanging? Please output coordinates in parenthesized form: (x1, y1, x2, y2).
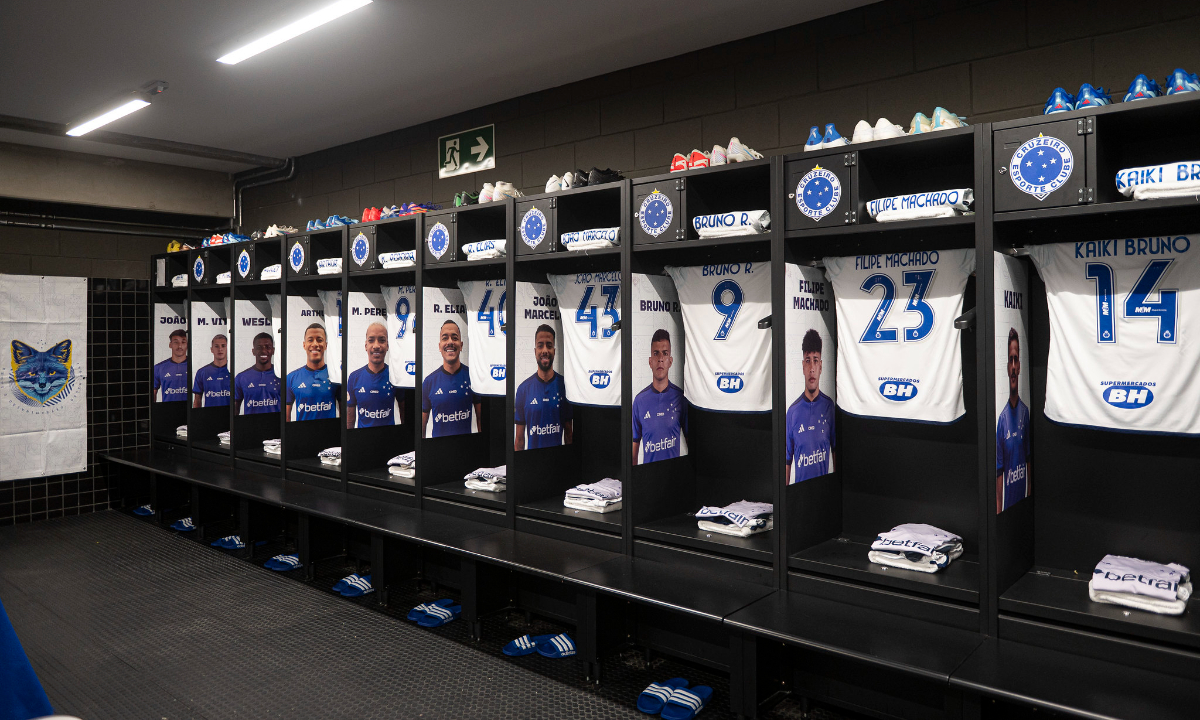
(825, 249, 975, 423)
(664, 262, 772, 412)
(317, 289, 342, 384)
(547, 272, 621, 407)
(457, 279, 508, 396)
(1028, 237, 1200, 435)
(380, 285, 417, 389)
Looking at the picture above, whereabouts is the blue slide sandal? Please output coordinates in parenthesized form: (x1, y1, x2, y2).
(661, 685, 713, 720)
(637, 678, 689, 714)
(535, 633, 577, 658)
(502, 634, 556, 657)
(415, 602, 460, 627)
(407, 599, 455, 622)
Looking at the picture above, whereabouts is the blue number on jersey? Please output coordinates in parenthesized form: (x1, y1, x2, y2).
(710, 279, 743, 340)
(476, 289, 508, 337)
(394, 296, 410, 339)
(1086, 259, 1177, 344)
(902, 270, 936, 341)
(1085, 263, 1116, 343)
(575, 285, 618, 339)
(859, 270, 937, 343)
(860, 274, 898, 343)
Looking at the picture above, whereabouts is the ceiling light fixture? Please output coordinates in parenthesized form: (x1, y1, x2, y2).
(217, 0, 373, 65)
(66, 98, 151, 137)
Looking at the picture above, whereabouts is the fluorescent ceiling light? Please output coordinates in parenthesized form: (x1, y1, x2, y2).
(217, 0, 372, 65)
(66, 99, 151, 137)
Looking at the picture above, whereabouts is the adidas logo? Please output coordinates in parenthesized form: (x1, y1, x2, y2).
(248, 383, 255, 388)
(299, 383, 307, 388)
(435, 388, 443, 395)
(644, 412, 650, 419)
(358, 386, 366, 393)
(530, 398, 538, 405)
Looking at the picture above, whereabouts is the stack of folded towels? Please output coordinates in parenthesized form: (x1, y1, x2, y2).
(318, 447, 341, 466)
(462, 239, 505, 261)
(216, 271, 231, 285)
(260, 264, 282, 280)
(868, 523, 963, 573)
(1116, 161, 1200, 201)
(695, 501, 773, 537)
(316, 257, 342, 275)
(563, 478, 622, 513)
(218, 430, 230, 447)
(176, 425, 188, 439)
(387, 451, 416, 478)
(379, 251, 416, 269)
(263, 438, 281, 456)
(866, 189, 973, 223)
(693, 211, 771, 238)
(1089, 555, 1192, 616)
(560, 228, 619, 251)
(464, 465, 506, 492)
(171, 273, 187, 288)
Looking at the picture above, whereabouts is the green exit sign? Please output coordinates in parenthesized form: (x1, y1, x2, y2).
(438, 125, 495, 179)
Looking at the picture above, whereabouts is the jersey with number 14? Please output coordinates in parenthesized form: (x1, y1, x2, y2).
(825, 249, 975, 423)
(457, 279, 507, 396)
(664, 262, 772, 412)
(547, 273, 622, 407)
(1028, 238, 1200, 435)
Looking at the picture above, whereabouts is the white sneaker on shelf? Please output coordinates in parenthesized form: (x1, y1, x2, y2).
(710, 144, 727, 166)
(726, 137, 763, 163)
(873, 118, 905, 140)
(931, 107, 968, 130)
(851, 120, 875, 144)
(492, 181, 522, 200)
(546, 175, 562, 193)
(479, 183, 495, 203)
(908, 113, 933, 135)
(562, 171, 575, 188)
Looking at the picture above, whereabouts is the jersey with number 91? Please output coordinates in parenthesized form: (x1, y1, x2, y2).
(457, 279, 508, 396)
(825, 249, 975, 423)
(547, 272, 621, 407)
(1029, 238, 1199, 435)
(664, 262, 772, 412)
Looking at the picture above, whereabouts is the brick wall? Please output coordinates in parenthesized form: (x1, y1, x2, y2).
(0, 225, 170, 279)
(242, 0, 1200, 229)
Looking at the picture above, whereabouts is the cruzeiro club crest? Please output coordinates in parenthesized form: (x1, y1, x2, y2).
(10, 339, 76, 408)
(638, 190, 673, 237)
(237, 249, 251, 278)
(193, 255, 205, 282)
(351, 232, 370, 266)
(796, 166, 841, 222)
(520, 207, 547, 249)
(1009, 134, 1073, 201)
(289, 241, 305, 272)
(427, 222, 450, 259)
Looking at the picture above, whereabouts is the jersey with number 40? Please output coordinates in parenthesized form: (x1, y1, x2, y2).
(457, 279, 507, 397)
(825, 249, 975, 423)
(664, 262, 772, 412)
(547, 272, 621, 407)
(1029, 237, 1200, 435)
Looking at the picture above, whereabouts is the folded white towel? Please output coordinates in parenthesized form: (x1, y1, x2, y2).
(263, 438, 281, 447)
(868, 546, 964, 573)
(870, 523, 963, 572)
(387, 451, 416, 468)
(260, 264, 282, 280)
(464, 465, 507, 481)
(467, 249, 503, 260)
(1090, 555, 1190, 603)
(875, 206, 962, 223)
(465, 479, 505, 492)
(565, 477, 622, 501)
(316, 257, 342, 275)
(217, 431, 231, 439)
(216, 271, 231, 285)
(693, 211, 770, 238)
(171, 274, 187, 288)
(564, 498, 622, 514)
(388, 466, 416, 478)
(379, 251, 416, 268)
(264, 445, 281, 455)
(1089, 580, 1192, 615)
(1116, 161, 1200, 199)
(462, 240, 506, 258)
(695, 500, 773, 527)
(866, 189, 973, 218)
(1132, 185, 1200, 201)
(561, 228, 619, 250)
(698, 518, 773, 537)
(318, 447, 341, 459)
(320, 456, 341, 466)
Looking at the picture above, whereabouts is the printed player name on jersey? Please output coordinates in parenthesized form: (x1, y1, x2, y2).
(570, 271, 621, 284)
(194, 317, 227, 326)
(242, 317, 271, 326)
(299, 310, 324, 317)
(855, 251, 943, 270)
(433, 304, 466, 313)
(639, 300, 680, 312)
(1074, 236, 1191, 258)
(351, 307, 386, 316)
(525, 293, 559, 320)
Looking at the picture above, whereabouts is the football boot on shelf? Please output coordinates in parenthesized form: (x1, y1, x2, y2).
(587, 167, 623, 185)
(669, 153, 688, 172)
(804, 126, 824, 151)
(710, 144, 727, 165)
(686, 150, 711, 169)
(1074, 83, 1111, 109)
(931, 107, 968, 129)
(1123, 73, 1163, 102)
(1043, 87, 1075, 114)
(726, 137, 763, 162)
(546, 175, 562, 193)
(1166, 68, 1199, 95)
(851, 120, 875, 144)
(479, 183, 495, 203)
(908, 112, 933, 134)
(821, 124, 847, 148)
(873, 117, 905, 140)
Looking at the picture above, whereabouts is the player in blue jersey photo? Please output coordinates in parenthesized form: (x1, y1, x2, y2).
(192, 334, 230, 408)
(514, 324, 573, 450)
(153, 328, 189, 403)
(347, 321, 400, 428)
(421, 319, 480, 437)
(997, 327, 1031, 512)
(235, 332, 280, 415)
(286, 323, 340, 421)
(632, 329, 687, 465)
(785, 329, 835, 483)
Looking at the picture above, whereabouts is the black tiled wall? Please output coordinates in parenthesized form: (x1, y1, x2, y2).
(0, 278, 150, 526)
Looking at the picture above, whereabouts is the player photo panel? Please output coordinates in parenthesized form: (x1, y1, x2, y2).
(547, 272, 622, 407)
(345, 292, 400, 429)
(189, 299, 230, 408)
(1029, 237, 1200, 436)
(284, 295, 339, 421)
(421, 286, 479, 438)
(457, 279, 507, 397)
(631, 273, 687, 465)
(317, 289, 342, 384)
(825, 249, 975, 424)
(785, 263, 837, 484)
(153, 301, 188, 403)
(232, 299, 280, 416)
(514, 282, 571, 451)
(380, 285, 417, 389)
(994, 253, 1032, 512)
(664, 262, 772, 413)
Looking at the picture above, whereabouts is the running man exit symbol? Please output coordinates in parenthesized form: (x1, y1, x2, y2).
(439, 125, 495, 178)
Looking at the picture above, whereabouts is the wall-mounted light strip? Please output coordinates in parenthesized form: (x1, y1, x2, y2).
(66, 99, 151, 137)
(217, 0, 372, 65)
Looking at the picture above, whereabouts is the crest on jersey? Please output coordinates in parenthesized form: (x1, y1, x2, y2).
(1009, 134, 1073, 201)
(427, 222, 450, 259)
(638, 190, 673, 237)
(351, 232, 370, 266)
(237, 249, 251, 278)
(520, 207, 547, 249)
(796, 166, 841, 221)
(289, 241, 305, 272)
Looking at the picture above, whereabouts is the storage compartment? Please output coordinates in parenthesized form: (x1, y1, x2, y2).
(993, 117, 1087, 212)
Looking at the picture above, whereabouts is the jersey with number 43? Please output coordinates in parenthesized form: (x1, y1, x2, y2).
(547, 272, 621, 407)
(664, 262, 772, 412)
(1029, 238, 1200, 435)
(457, 279, 507, 396)
(825, 249, 975, 423)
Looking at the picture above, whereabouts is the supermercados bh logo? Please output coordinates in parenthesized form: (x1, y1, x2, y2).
(237, 249, 251, 278)
(1100, 380, 1155, 409)
(879, 377, 919, 402)
(796, 166, 840, 221)
(193, 256, 205, 282)
(289, 241, 305, 272)
(638, 190, 673, 237)
(351, 232, 370, 266)
(427, 222, 450, 259)
(10, 339, 76, 409)
(520, 207, 547, 249)
(1009, 134, 1073, 200)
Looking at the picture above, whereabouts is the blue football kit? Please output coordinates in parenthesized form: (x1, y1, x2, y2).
(191, 363, 231, 407)
(234, 367, 280, 414)
(785, 391, 836, 483)
(154, 359, 189, 402)
(286, 365, 339, 420)
(632, 382, 688, 463)
(347, 365, 397, 428)
(996, 398, 1031, 511)
(422, 364, 477, 437)
(514, 372, 573, 449)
